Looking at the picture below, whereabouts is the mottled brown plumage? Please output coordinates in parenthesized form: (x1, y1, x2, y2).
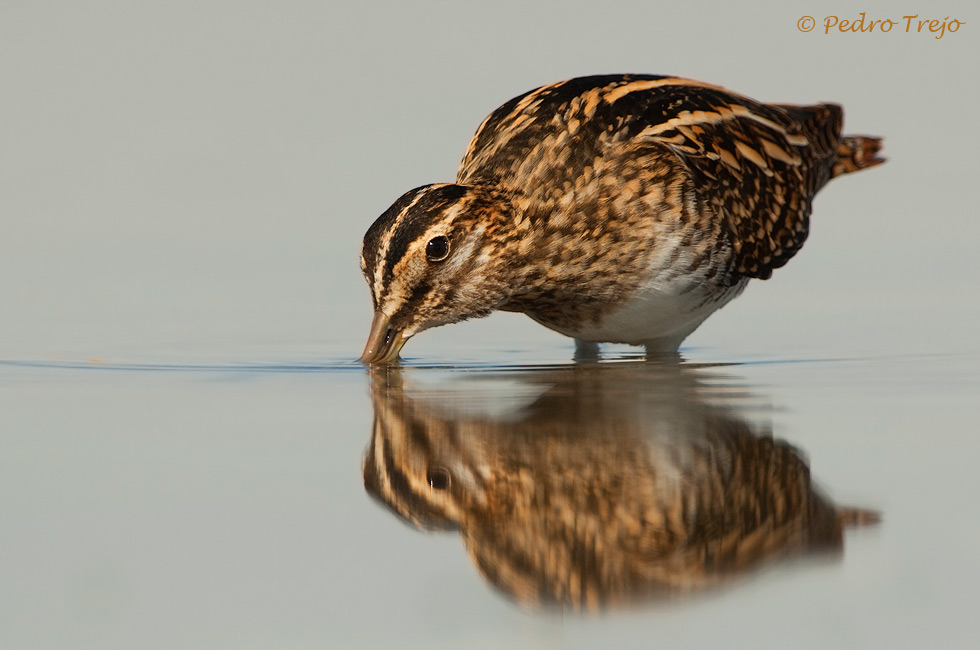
(363, 364, 878, 610)
(360, 75, 884, 363)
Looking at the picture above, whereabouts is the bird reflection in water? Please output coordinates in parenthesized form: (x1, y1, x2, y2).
(362, 362, 877, 611)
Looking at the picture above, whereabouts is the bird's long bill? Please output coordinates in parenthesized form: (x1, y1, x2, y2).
(359, 311, 408, 364)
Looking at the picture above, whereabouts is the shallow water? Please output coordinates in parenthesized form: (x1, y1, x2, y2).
(3, 350, 978, 649)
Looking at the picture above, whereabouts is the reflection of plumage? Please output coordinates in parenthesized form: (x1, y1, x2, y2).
(363, 364, 877, 610)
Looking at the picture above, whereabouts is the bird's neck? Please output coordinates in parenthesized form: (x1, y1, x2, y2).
(474, 195, 572, 314)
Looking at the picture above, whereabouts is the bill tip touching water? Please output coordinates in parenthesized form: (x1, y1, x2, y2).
(359, 74, 885, 364)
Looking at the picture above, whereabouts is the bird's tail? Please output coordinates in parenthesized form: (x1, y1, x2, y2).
(837, 506, 881, 528)
(832, 135, 886, 177)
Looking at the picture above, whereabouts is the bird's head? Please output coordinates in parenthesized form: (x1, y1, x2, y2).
(359, 183, 521, 364)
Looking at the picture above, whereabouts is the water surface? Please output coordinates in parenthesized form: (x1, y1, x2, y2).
(3, 350, 977, 648)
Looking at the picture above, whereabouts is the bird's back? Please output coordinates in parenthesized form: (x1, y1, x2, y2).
(457, 74, 882, 281)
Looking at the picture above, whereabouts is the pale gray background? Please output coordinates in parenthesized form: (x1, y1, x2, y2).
(2, 1, 978, 649)
(2, 0, 977, 361)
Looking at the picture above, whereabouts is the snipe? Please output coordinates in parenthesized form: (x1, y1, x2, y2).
(359, 75, 884, 363)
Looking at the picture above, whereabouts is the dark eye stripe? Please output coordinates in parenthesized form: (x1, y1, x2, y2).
(381, 185, 469, 286)
(400, 281, 432, 317)
(376, 422, 438, 524)
(362, 187, 424, 282)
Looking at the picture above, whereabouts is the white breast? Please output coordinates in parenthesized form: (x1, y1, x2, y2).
(545, 243, 747, 352)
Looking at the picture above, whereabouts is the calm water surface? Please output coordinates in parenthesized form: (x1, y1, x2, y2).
(2, 348, 977, 649)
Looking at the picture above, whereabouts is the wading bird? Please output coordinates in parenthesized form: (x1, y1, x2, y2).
(359, 75, 883, 363)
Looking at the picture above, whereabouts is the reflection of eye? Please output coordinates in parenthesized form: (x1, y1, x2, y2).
(426, 236, 450, 262)
(426, 467, 451, 490)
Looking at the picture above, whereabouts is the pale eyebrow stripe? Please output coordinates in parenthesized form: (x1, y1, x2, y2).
(373, 185, 446, 294)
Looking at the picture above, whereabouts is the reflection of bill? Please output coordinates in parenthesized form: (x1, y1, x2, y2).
(362, 364, 878, 611)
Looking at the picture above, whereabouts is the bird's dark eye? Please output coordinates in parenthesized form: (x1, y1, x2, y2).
(425, 236, 450, 262)
(426, 467, 451, 490)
